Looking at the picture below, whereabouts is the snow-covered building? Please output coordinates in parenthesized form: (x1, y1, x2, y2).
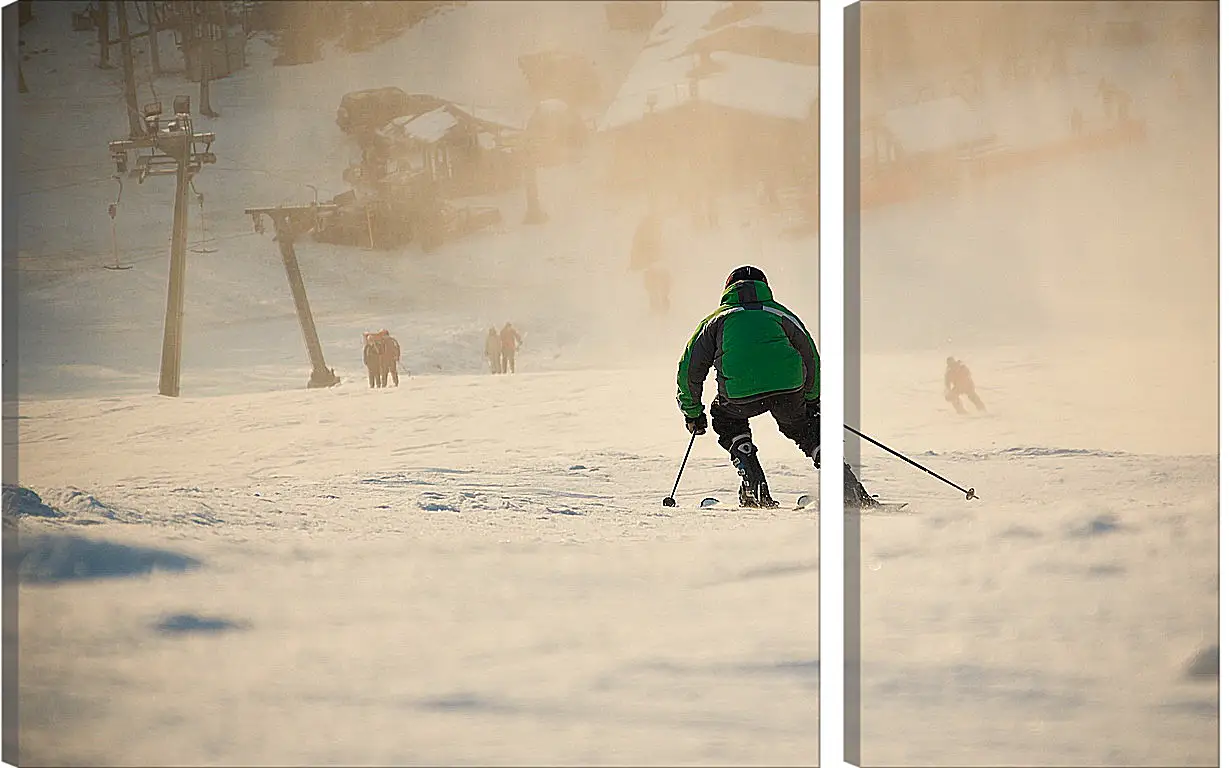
(344, 98, 525, 199)
(862, 95, 997, 175)
(860, 73, 1147, 210)
(597, 1, 818, 201)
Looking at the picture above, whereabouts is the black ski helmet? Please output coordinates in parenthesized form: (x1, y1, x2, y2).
(725, 265, 768, 288)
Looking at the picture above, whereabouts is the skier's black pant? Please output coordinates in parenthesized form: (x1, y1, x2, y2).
(710, 391, 817, 462)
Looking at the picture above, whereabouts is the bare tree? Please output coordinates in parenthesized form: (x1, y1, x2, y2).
(146, 1, 161, 74)
(97, 0, 112, 69)
(7, 3, 28, 94)
(196, 2, 218, 117)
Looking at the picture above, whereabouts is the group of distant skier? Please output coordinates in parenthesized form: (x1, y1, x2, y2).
(485, 322, 523, 374)
(362, 329, 402, 388)
(361, 322, 525, 386)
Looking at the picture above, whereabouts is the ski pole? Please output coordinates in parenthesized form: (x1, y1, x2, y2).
(662, 431, 699, 507)
(844, 424, 978, 500)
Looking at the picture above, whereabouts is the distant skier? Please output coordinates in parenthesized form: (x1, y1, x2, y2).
(644, 265, 671, 314)
(499, 322, 523, 374)
(944, 356, 985, 414)
(629, 210, 671, 313)
(628, 210, 662, 272)
(485, 327, 502, 374)
(383, 331, 402, 386)
(675, 265, 819, 508)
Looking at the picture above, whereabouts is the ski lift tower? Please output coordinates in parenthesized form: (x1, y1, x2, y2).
(244, 203, 342, 390)
(108, 95, 216, 397)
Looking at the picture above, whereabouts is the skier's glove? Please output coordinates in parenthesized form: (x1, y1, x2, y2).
(805, 399, 820, 421)
(685, 412, 708, 435)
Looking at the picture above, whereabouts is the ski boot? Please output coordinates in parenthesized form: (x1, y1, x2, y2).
(844, 463, 881, 509)
(730, 435, 779, 509)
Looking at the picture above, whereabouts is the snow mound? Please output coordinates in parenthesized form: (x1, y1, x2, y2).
(2, 484, 65, 520)
(3, 485, 148, 526)
(51, 487, 131, 521)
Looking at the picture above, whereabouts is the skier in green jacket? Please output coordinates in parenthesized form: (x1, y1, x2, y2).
(676, 265, 821, 508)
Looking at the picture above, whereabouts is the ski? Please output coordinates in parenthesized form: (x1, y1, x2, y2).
(697, 494, 814, 510)
(847, 502, 910, 514)
(702, 495, 908, 512)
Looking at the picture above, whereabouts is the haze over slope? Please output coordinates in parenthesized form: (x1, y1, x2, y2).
(858, 31, 1217, 458)
(853, 6, 1218, 765)
(14, 1, 818, 401)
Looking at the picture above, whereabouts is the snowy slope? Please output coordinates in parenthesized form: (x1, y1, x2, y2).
(10, 2, 820, 765)
(852, 34, 1218, 767)
(13, 372, 820, 766)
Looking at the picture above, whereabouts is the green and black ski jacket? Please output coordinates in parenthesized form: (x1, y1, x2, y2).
(675, 279, 820, 418)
